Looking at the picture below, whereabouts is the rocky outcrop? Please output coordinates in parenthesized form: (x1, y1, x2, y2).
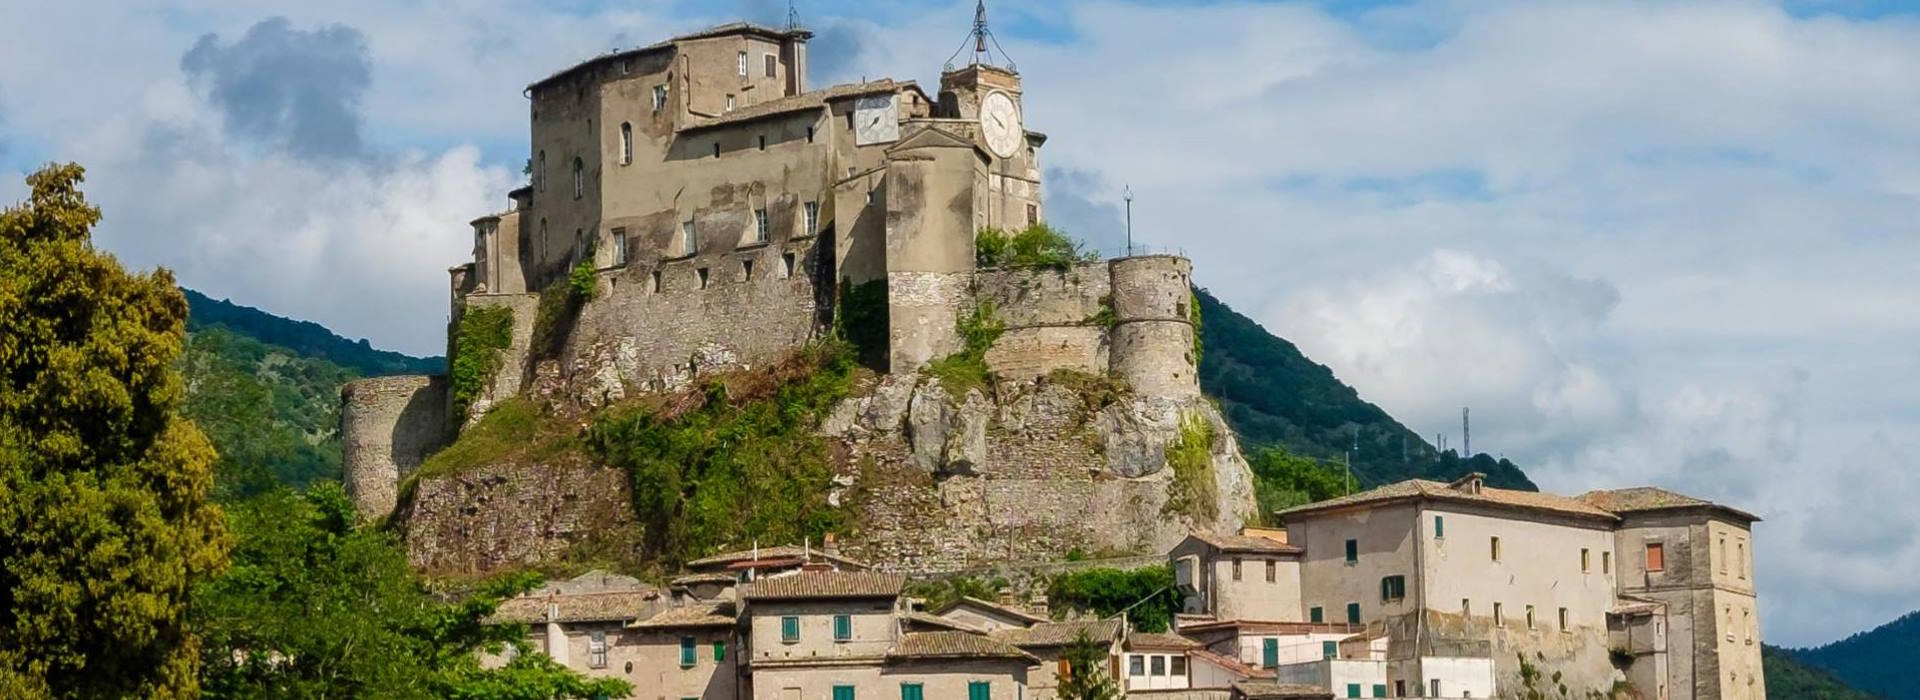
(825, 371, 1257, 573)
(395, 459, 637, 576)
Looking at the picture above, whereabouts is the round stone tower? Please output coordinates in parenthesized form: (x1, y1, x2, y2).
(341, 375, 449, 521)
(1108, 255, 1200, 400)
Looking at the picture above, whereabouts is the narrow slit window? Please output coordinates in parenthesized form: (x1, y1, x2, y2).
(765, 53, 777, 78)
(1526, 605, 1536, 629)
(713, 142, 721, 158)
(610, 227, 627, 266)
(1491, 536, 1502, 562)
(804, 201, 819, 234)
(1494, 602, 1504, 627)
(620, 123, 633, 165)
(697, 267, 710, 289)
(737, 51, 747, 76)
(742, 259, 754, 280)
(1558, 608, 1570, 630)
(653, 84, 668, 111)
(650, 269, 662, 293)
(1266, 560, 1277, 582)
(754, 208, 769, 243)
(759, 134, 766, 150)
(1232, 558, 1242, 581)
(1344, 539, 1358, 564)
(1603, 551, 1612, 574)
(683, 221, 698, 255)
(571, 158, 584, 199)
(726, 94, 735, 111)
(1581, 548, 1591, 573)
(781, 252, 796, 279)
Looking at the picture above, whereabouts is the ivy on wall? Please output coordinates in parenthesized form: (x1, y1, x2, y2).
(531, 261, 598, 360)
(449, 305, 515, 422)
(835, 278, 889, 369)
(923, 299, 1006, 396)
(1163, 412, 1219, 522)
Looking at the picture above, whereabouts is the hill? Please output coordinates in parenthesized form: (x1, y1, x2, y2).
(1790, 611, 1920, 699)
(1194, 287, 1536, 490)
(183, 288, 443, 376)
(1765, 645, 1881, 699)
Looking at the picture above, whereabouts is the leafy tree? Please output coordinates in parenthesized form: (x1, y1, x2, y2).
(1057, 631, 1121, 700)
(180, 327, 353, 500)
(1248, 445, 1348, 520)
(0, 163, 231, 698)
(195, 484, 630, 700)
(975, 223, 1099, 270)
(1047, 565, 1181, 633)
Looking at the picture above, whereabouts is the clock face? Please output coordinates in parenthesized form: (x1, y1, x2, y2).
(853, 94, 899, 146)
(979, 91, 1023, 159)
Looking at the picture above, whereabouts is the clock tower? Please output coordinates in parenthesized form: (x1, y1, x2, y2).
(934, 1, 1043, 232)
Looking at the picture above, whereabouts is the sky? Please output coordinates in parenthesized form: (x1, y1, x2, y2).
(3, 0, 1917, 647)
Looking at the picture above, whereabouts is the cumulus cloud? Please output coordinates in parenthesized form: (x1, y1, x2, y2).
(181, 18, 372, 161)
(1041, 167, 1128, 254)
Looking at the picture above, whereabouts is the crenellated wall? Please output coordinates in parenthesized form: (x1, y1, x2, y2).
(341, 375, 450, 520)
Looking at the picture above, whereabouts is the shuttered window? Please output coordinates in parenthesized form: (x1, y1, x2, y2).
(780, 616, 800, 642)
(834, 614, 852, 641)
(1646, 543, 1666, 571)
(680, 636, 696, 666)
(900, 684, 924, 700)
(968, 681, 991, 700)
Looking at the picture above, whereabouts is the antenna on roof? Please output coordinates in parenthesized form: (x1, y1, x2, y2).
(786, 0, 802, 32)
(944, 0, 1018, 73)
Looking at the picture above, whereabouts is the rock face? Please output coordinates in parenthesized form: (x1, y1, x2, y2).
(395, 459, 636, 576)
(824, 371, 1257, 573)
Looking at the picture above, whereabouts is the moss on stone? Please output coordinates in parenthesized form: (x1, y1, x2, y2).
(1163, 412, 1219, 522)
(398, 398, 586, 504)
(448, 304, 515, 422)
(923, 300, 1005, 396)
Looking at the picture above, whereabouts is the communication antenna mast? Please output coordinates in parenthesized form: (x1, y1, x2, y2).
(1123, 185, 1134, 255)
(945, 1, 1018, 72)
(1462, 407, 1471, 458)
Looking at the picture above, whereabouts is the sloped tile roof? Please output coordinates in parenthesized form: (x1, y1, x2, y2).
(1274, 478, 1617, 523)
(739, 571, 904, 601)
(889, 631, 1040, 663)
(933, 596, 1051, 625)
(1185, 531, 1303, 555)
(1578, 487, 1760, 522)
(990, 619, 1122, 648)
(671, 573, 738, 587)
(629, 602, 736, 629)
(1189, 648, 1274, 680)
(1128, 632, 1202, 650)
(905, 611, 984, 633)
(680, 80, 917, 133)
(488, 589, 659, 625)
(1233, 680, 1333, 700)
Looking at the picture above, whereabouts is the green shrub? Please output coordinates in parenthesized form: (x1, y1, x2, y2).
(589, 342, 857, 566)
(835, 278, 889, 369)
(923, 300, 1005, 396)
(1087, 294, 1118, 330)
(398, 398, 587, 507)
(532, 261, 597, 360)
(976, 223, 1099, 270)
(1163, 412, 1219, 521)
(449, 305, 515, 421)
(1186, 291, 1203, 367)
(1047, 565, 1181, 632)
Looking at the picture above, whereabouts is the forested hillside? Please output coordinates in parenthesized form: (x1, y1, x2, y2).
(1194, 287, 1536, 490)
(1764, 645, 1881, 699)
(184, 288, 443, 376)
(1789, 611, 1919, 699)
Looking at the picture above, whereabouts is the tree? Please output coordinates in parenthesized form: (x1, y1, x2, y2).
(0, 163, 231, 698)
(1248, 445, 1347, 519)
(1057, 631, 1121, 700)
(195, 484, 630, 700)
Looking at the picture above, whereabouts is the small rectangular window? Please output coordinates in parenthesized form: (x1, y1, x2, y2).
(754, 208, 769, 243)
(654, 84, 668, 111)
(1026, 203, 1038, 226)
(1266, 560, 1277, 582)
(726, 94, 735, 111)
(1462, 599, 1471, 617)
(1150, 655, 1165, 676)
(1129, 655, 1145, 676)
(901, 683, 924, 700)
(1262, 638, 1279, 668)
(619, 58, 630, 75)
(1558, 607, 1570, 630)
(1491, 536, 1502, 562)
(1321, 641, 1337, 660)
(611, 227, 628, 266)
(713, 640, 726, 661)
(650, 269, 662, 293)
(713, 142, 722, 158)
(765, 53, 777, 78)
(1494, 602, 1504, 627)
(1581, 548, 1591, 572)
(1232, 558, 1242, 581)
(1435, 515, 1445, 539)
(1346, 684, 1361, 699)
(1171, 655, 1186, 676)
(1646, 543, 1665, 572)
(683, 221, 698, 255)
(834, 686, 855, 700)
(742, 259, 754, 280)
(780, 615, 800, 642)
(737, 51, 748, 76)
(1346, 602, 1361, 624)
(1309, 606, 1323, 623)
(1375, 684, 1389, 698)
(781, 252, 796, 279)
(833, 614, 852, 641)
(759, 134, 766, 150)
(967, 681, 990, 700)
(1603, 551, 1612, 574)
(1738, 542, 1747, 580)
(1526, 605, 1536, 629)
(807, 126, 815, 143)
(1345, 539, 1358, 564)
(1380, 575, 1406, 602)
(680, 636, 696, 666)
(1430, 679, 1441, 698)
(588, 630, 607, 669)
(804, 201, 819, 234)
(697, 267, 709, 289)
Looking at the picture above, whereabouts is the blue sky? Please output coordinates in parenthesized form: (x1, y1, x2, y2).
(3, 0, 1919, 648)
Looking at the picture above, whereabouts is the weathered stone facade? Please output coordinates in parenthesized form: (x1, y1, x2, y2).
(395, 457, 636, 575)
(340, 374, 449, 519)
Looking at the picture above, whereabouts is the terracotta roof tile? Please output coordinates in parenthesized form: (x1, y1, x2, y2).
(679, 81, 916, 133)
(671, 573, 738, 587)
(1275, 478, 1617, 522)
(739, 571, 904, 601)
(488, 589, 659, 625)
(905, 611, 984, 633)
(1128, 632, 1202, 650)
(990, 619, 1122, 648)
(1189, 648, 1273, 680)
(889, 631, 1040, 663)
(1578, 487, 1760, 522)
(1233, 680, 1333, 700)
(629, 602, 736, 629)
(1185, 531, 1303, 555)
(932, 596, 1051, 625)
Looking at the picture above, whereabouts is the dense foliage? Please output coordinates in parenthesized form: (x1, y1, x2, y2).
(923, 299, 1006, 395)
(450, 305, 516, 422)
(1059, 631, 1123, 700)
(1764, 645, 1880, 700)
(1248, 444, 1349, 520)
(835, 278, 890, 369)
(181, 327, 353, 499)
(184, 287, 442, 376)
(1194, 287, 1536, 490)
(590, 342, 856, 567)
(531, 260, 597, 360)
(975, 223, 1099, 270)
(1790, 611, 1919, 699)
(1162, 413, 1218, 521)
(1047, 565, 1181, 633)
(194, 484, 631, 700)
(0, 164, 230, 698)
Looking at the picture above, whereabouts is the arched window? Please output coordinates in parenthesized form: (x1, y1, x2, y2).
(620, 123, 633, 165)
(572, 158, 584, 199)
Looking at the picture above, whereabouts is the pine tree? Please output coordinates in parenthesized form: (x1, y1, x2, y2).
(0, 163, 231, 698)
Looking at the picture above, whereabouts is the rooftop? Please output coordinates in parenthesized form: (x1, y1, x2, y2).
(679, 80, 918, 133)
(527, 21, 814, 93)
(489, 589, 659, 625)
(1579, 486, 1761, 523)
(1233, 680, 1335, 700)
(1128, 632, 1202, 650)
(932, 595, 1051, 625)
(1185, 530, 1304, 555)
(889, 631, 1040, 663)
(628, 602, 736, 629)
(739, 571, 904, 601)
(990, 619, 1123, 648)
(1274, 475, 1618, 523)
(687, 543, 869, 571)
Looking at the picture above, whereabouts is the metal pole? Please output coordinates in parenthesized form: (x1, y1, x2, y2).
(1123, 185, 1134, 255)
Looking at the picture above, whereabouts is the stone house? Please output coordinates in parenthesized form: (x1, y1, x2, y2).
(1170, 531, 1305, 623)
(987, 619, 1125, 700)
(485, 570, 670, 681)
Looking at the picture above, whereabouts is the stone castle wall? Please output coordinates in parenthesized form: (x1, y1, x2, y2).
(976, 262, 1110, 381)
(1110, 256, 1200, 399)
(460, 292, 540, 424)
(341, 375, 450, 519)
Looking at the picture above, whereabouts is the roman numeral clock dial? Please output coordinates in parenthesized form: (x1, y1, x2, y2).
(979, 90, 1022, 159)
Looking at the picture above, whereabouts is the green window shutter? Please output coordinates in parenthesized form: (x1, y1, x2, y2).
(834, 614, 852, 640)
(1346, 684, 1361, 699)
(833, 686, 855, 700)
(1345, 539, 1358, 563)
(1435, 515, 1444, 538)
(1262, 638, 1279, 668)
(969, 681, 991, 700)
(1371, 684, 1387, 698)
(1321, 641, 1336, 660)
(1309, 606, 1323, 623)
(781, 616, 800, 641)
(1346, 603, 1361, 624)
(713, 640, 726, 662)
(680, 636, 696, 666)
(901, 684, 924, 700)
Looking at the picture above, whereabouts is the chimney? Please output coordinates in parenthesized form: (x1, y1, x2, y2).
(998, 589, 1017, 607)
(1029, 593, 1049, 619)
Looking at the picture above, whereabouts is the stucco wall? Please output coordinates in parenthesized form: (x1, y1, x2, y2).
(752, 660, 1030, 700)
(746, 599, 898, 662)
(1418, 504, 1618, 638)
(1288, 504, 1420, 626)
(340, 374, 448, 520)
(1208, 555, 1303, 623)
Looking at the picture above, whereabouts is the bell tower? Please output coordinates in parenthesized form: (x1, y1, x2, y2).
(937, 0, 1022, 120)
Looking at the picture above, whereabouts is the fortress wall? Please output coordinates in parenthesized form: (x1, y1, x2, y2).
(886, 270, 970, 374)
(975, 262, 1111, 382)
(560, 229, 826, 401)
(1109, 256, 1199, 399)
(461, 293, 540, 424)
(341, 374, 449, 521)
